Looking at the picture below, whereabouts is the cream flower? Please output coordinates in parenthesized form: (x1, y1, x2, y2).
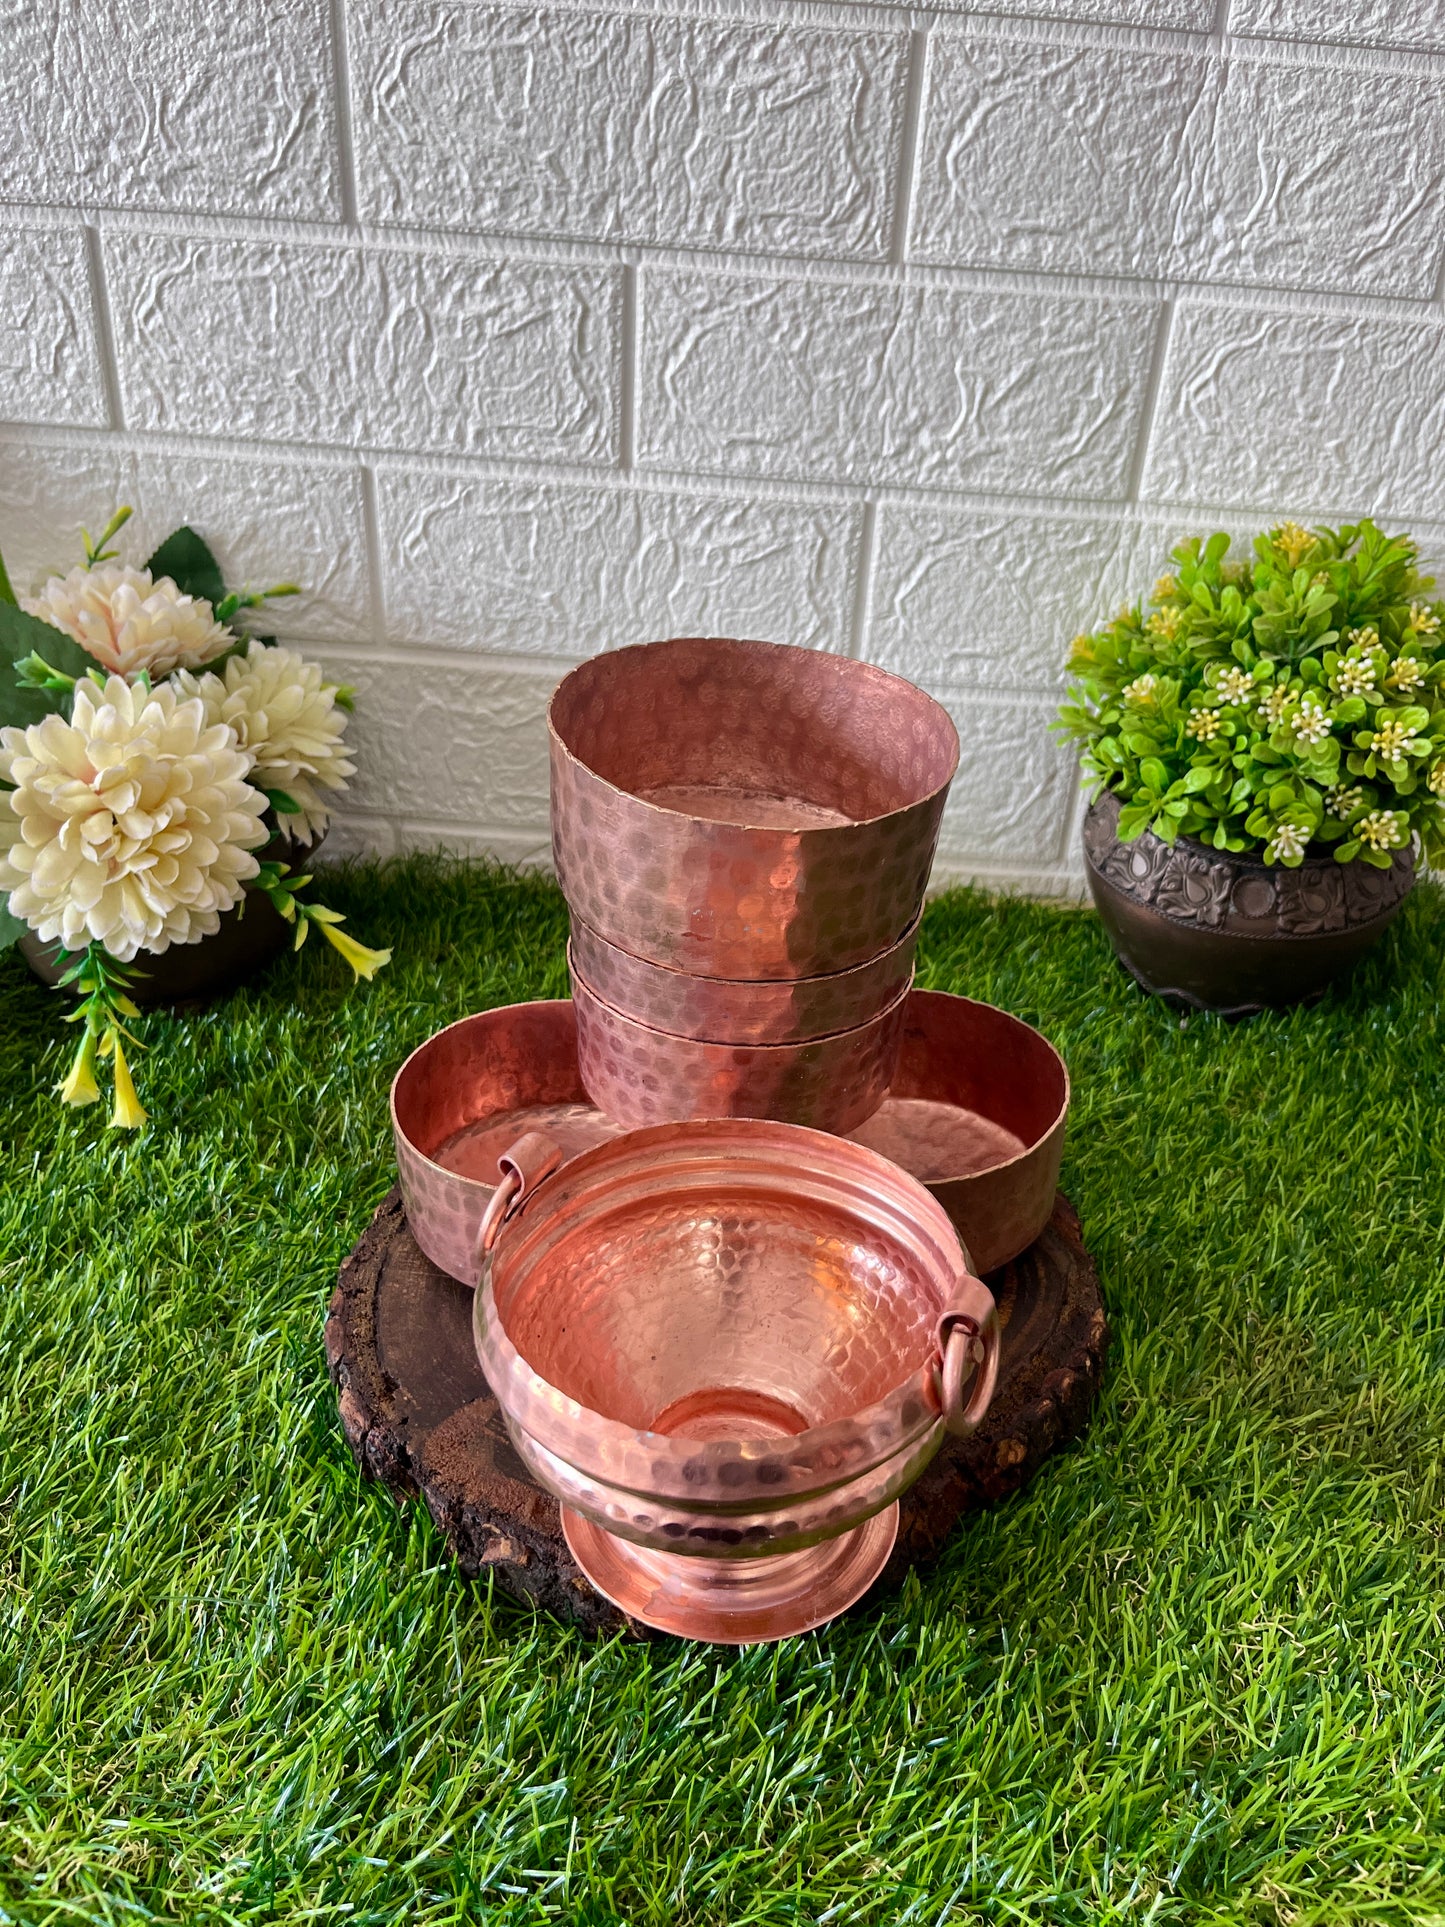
(175, 643, 354, 843)
(1185, 709, 1221, 741)
(1330, 655, 1378, 700)
(1407, 601, 1441, 635)
(1325, 783, 1364, 818)
(23, 564, 231, 679)
(1258, 684, 1292, 729)
(1370, 717, 1417, 761)
(0, 676, 266, 960)
(1121, 673, 1157, 705)
(1211, 666, 1255, 706)
(1430, 762, 1445, 797)
(1386, 655, 1426, 694)
(1146, 605, 1184, 641)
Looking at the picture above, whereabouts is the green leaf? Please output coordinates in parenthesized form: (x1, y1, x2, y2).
(0, 895, 26, 950)
(261, 786, 303, 819)
(1182, 765, 1216, 793)
(1140, 757, 1168, 793)
(0, 604, 93, 731)
(145, 526, 226, 609)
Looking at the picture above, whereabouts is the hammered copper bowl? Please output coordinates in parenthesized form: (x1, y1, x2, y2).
(568, 909, 921, 1044)
(849, 990, 1070, 1274)
(390, 1000, 620, 1287)
(473, 1120, 1000, 1641)
(550, 637, 959, 980)
(570, 953, 909, 1134)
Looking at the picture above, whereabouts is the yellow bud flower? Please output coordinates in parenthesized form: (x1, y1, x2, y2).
(316, 918, 391, 982)
(109, 1035, 147, 1131)
(58, 1028, 101, 1107)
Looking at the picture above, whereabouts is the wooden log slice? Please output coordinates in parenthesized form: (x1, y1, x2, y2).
(326, 1189, 1108, 1637)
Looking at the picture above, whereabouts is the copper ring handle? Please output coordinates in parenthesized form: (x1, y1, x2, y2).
(478, 1166, 523, 1257)
(938, 1312, 999, 1436)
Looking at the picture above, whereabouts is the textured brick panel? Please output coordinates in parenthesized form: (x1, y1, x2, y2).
(931, 0, 1212, 21)
(377, 472, 859, 656)
(352, 3, 906, 261)
(868, 506, 1147, 691)
(1230, 0, 1445, 52)
(0, 439, 369, 639)
(108, 233, 621, 463)
(0, 226, 104, 427)
(331, 656, 556, 827)
(0, 1, 338, 219)
(639, 270, 1159, 497)
(1186, 57, 1445, 297)
(1143, 304, 1445, 523)
(915, 38, 1211, 281)
(931, 693, 1077, 868)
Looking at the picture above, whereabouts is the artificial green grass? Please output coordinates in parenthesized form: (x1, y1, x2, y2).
(2, 856, 1445, 1926)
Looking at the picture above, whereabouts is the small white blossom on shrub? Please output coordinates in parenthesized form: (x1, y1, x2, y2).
(23, 564, 231, 679)
(1370, 717, 1417, 760)
(1331, 655, 1378, 699)
(1357, 810, 1408, 852)
(1325, 784, 1364, 817)
(1185, 709, 1221, 741)
(1264, 822, 1308, 864)
(1294, 698, 1330, 746)
(1430, 762, 1445, 796)
(1121, 674, 1157, 705)
(1259, 685, 1292, 728)
(1408, 602, 1442, 634)
(1387, 656, 1426, 694)
(1212, 666, 1255, 706)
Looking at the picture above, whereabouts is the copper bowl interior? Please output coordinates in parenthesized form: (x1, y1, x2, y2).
(550, 636, 958, 830)
(491, 1130, 952, 1444)
(852, 991, 1069, 1186)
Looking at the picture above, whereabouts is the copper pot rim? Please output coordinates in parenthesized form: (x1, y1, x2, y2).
(548, 637, 961, 834)
(902, 989, 1072, 1177)
(569, 952, 916, 1050)
(569, 903, 924, 995)
(389, 999, 575, 1195)
(475, 1116, 976, 1505)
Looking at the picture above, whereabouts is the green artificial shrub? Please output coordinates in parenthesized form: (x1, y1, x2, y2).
(1057, 519, 1445, 866)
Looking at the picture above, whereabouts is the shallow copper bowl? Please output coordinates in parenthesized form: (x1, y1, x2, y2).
(570, 953, 908, 1134)
(850, 990, 1070, 1274)
(390, 1001, 620, 1287)
(473, 1120, 999, 1641)
(568, 909, 921, 1044)
(550, 637, 959, 980)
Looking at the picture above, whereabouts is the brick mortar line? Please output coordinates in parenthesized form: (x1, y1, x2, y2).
(6, 421, 1445, 540)
(3, 206, 1441, 326)
(81, 227, 124, 433)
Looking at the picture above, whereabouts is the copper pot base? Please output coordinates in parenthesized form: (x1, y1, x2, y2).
(562, 1503, 899, 1643)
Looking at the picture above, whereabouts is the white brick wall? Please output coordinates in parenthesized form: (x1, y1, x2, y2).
(4, 0, 1445, 897)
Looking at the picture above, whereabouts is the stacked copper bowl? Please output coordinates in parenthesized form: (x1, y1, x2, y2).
(552, 636, 957, 1136)
(389, 637, 1072, 1643)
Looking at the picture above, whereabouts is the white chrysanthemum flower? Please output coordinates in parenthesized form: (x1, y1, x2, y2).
(23, 564, 231, 679)
(1294, 697, 1331, 746)
(1258, 684, 1292, 729)
(174, 642, 354, 843)
(0, 676, 267, 960)
(1121, 674, 1157, 705)
(1325, 784, 1364, 818)
(1185, 709, 1221, 741)
(1212, 666, 1255, 706)
(1357, 809, 1408, 851)
(1265, 822, 1308, 864)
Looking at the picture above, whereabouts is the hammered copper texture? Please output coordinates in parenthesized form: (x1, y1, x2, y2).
(1083, 790, 1417, 1012)
(549, 637, 959, 979)
(570, 962, 908, 1133)
(473, 1119, 998, 1571)
(568, 909, 920, 1043)
(851, 990, 1070, 1274)
(391, 1001, 619, 1288)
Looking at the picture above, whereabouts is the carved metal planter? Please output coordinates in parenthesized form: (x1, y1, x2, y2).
(1082, 791, 1415, 1015)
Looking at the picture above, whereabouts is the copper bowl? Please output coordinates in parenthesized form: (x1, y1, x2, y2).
(570, 952, 908, 1134)
(473, 1120, 1000, 1642)
(390, 1001, 620, 1287)
(850, 990, 1070, 1273)
(550, 637, 959, 980)
(568, 909, 921, 1044)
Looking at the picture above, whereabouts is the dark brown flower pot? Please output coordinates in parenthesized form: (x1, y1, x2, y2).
(1082, 791, 1415, 1015)
(20, 829, 326, 1008)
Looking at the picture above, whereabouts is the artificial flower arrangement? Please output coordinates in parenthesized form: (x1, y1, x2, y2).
(0, 508, 389, 1128)
(1058, 519, 1445, 869)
